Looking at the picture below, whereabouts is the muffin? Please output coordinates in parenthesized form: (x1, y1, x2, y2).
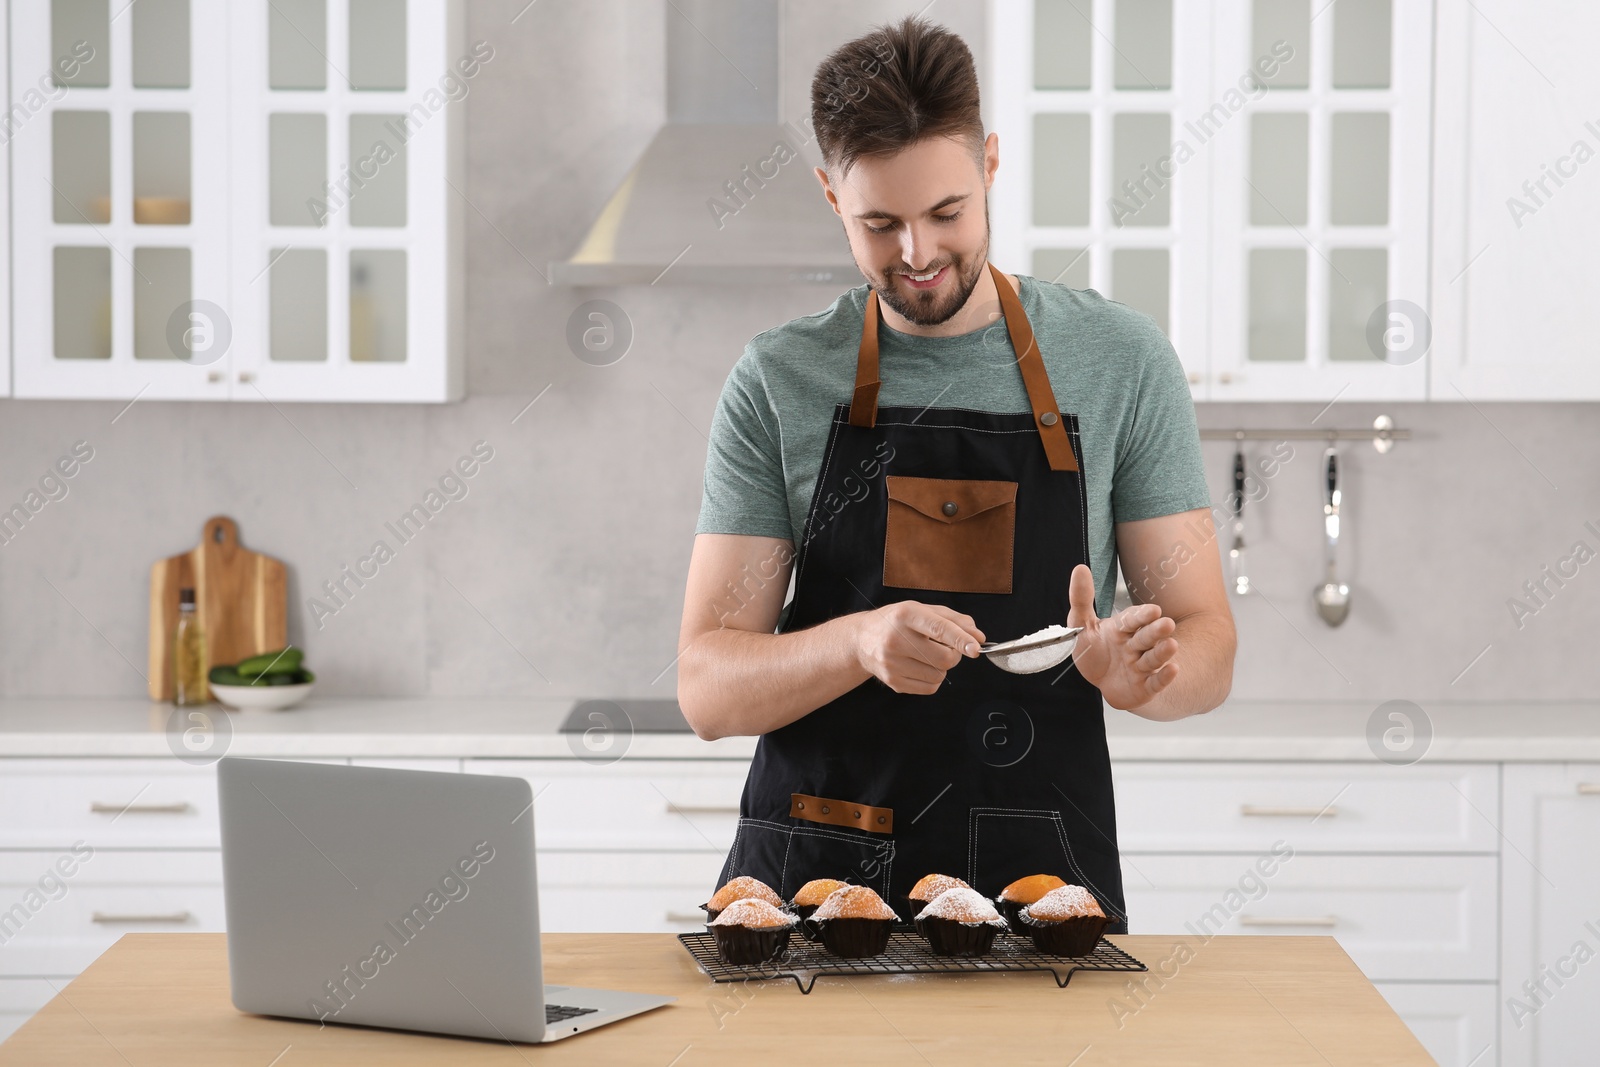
(791, 878, 850, 941)
(1017, 885, 1109, 957)
(809, 885, 898, 958)
(905, 873, 971, 921)
(996, 874, 1067, 932)
(913, 887, 1006, 956)
(707, 898, 798, 964)
(702, 876, 785, 922)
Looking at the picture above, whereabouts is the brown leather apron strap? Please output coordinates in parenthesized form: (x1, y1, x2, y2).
(790, 792, 894, 834)
(846, 265, 1078, 472)
(848, 286, 882, 428)
(988, 262, 1078, 472)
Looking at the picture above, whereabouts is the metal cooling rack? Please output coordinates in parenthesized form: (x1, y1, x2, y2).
(677, 928, 1146, 994)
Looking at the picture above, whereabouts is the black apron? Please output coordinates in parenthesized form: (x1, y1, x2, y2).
(715, 263, 1128, 932)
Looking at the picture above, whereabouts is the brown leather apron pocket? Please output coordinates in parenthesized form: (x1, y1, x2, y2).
(883, 475, 1018, 594)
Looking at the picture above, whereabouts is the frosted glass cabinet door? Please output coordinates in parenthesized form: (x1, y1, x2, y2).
(228, 0, 462, 402)
(1203, 0, 1429, 400)
(10, 1, 231, 398)
(989, 0, 1211, 394)
(7, 0, 462, 402)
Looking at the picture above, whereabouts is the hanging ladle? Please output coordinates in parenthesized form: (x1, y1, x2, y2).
(1313, 446, 1351, 626)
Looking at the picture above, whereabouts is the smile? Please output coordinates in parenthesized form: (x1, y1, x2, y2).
(900, 266, 948, 288)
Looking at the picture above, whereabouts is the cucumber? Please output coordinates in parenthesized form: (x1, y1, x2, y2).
(237, 648, 303, 677)
(208, 665, 247, 686)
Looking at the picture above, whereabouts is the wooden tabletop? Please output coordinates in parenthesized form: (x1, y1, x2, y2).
(0, 933, 1432, 1066)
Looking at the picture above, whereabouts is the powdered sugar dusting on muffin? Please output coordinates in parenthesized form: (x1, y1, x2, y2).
(812, 885, 897, 921)
(708, 898, 797, 928)
(909, 873, 970, 901)
(1023, 885, 1105, 921)
(708, 876, 783, 910)
(916, 886, 1006, 925)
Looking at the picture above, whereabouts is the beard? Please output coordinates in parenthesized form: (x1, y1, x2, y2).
(864, 213, 992, 328)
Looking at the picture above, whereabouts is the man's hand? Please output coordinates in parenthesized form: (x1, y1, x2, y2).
(854, 602, 985, 695)
(1066, 563, 1179, 709)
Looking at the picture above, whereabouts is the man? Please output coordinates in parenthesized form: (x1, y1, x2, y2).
(676, 16, 1235, 933)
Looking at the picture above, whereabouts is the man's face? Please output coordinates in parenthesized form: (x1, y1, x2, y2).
(816, 132, 999, 327)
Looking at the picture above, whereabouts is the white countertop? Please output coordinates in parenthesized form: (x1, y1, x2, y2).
(0, 697, 1593, 761)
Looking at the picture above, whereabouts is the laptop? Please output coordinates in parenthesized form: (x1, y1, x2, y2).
(217, 757, 675, 1043)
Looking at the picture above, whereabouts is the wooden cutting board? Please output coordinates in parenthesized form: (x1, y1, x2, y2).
(147, 516, 287, 700)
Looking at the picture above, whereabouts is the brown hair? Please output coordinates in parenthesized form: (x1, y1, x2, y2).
(810, 16, 984, 178)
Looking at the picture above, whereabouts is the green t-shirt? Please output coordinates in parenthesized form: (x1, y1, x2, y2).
(695, 273, 1211, 619)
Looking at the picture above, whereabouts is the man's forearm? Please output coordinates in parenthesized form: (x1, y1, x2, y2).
(1115, 610, 1235, 721)
(678, 615, 871, 740)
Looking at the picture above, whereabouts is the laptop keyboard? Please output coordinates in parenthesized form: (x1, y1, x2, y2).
(546, 1003, 600, 1024)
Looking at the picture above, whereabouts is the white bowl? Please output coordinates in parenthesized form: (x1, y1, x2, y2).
(210, 681, 314, 711)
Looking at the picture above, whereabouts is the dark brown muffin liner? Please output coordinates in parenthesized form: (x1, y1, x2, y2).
(793, 904, 822, 941)
(914, 915, 1003, 956)
(710, 923, 792, 965)
(815, 916, 894, 958)
(1018, 911, 1110, 957)
(996, 897, 1030, 934)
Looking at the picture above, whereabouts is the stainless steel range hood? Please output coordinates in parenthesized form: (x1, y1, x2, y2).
(549, 0, 857, 286)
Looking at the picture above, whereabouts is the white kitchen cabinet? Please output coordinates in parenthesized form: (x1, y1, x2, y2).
(1500, 763, 1600, 1067)
(536, 851, 727, 934)
(1375, 983, 1499, 1067)
(1202, 0, 1433, 401)
(0, 758, 221, 849)
(988, 0, 1433, 401)
(0, 850, 224, 976)
(1430, 2, 1600, 400)
(1113, 762, 1500, 853)
(1123, 853, 1498, 982)
(464, 758, 747, 852)
(8, 0, 463, 402)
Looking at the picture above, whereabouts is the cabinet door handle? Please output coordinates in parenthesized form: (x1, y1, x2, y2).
(238, 371, 256, 384)
(663, 804, 741, 815)
(91, 910, 192, 924)
(1578, 783, 1600, 795)
(1186, 372, 1201, 384)
(1239, 915, 1337, 928)
(665, 910, 707, 923)
(1218, 372, 1234, 384)
(90, 801, 192, 815)
(1240, 805, 1334, 818)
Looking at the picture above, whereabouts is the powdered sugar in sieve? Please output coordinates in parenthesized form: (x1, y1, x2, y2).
(978, 624, 1084, 674)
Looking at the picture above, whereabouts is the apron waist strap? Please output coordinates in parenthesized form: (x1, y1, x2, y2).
(790, 792, 895, 834)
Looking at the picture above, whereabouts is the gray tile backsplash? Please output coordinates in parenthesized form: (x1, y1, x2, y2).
(0, 1, 1595, 704)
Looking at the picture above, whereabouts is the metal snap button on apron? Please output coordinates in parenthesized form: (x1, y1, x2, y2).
(1040, 411, 1058, 426)
(941, 501, 958, 516)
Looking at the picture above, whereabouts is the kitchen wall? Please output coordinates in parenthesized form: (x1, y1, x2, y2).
(0, 0, 1595, 705)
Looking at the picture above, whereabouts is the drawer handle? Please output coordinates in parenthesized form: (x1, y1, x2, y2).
(90, 801, 193, 815)
(663, 804, 741, 815)
(665, 910, 708, 923)
(91, 910, 192, 924)
(1578, 783, 1600, 795)
(1239, 915, 1338, 928)
(1240, 805, 1335, 818)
